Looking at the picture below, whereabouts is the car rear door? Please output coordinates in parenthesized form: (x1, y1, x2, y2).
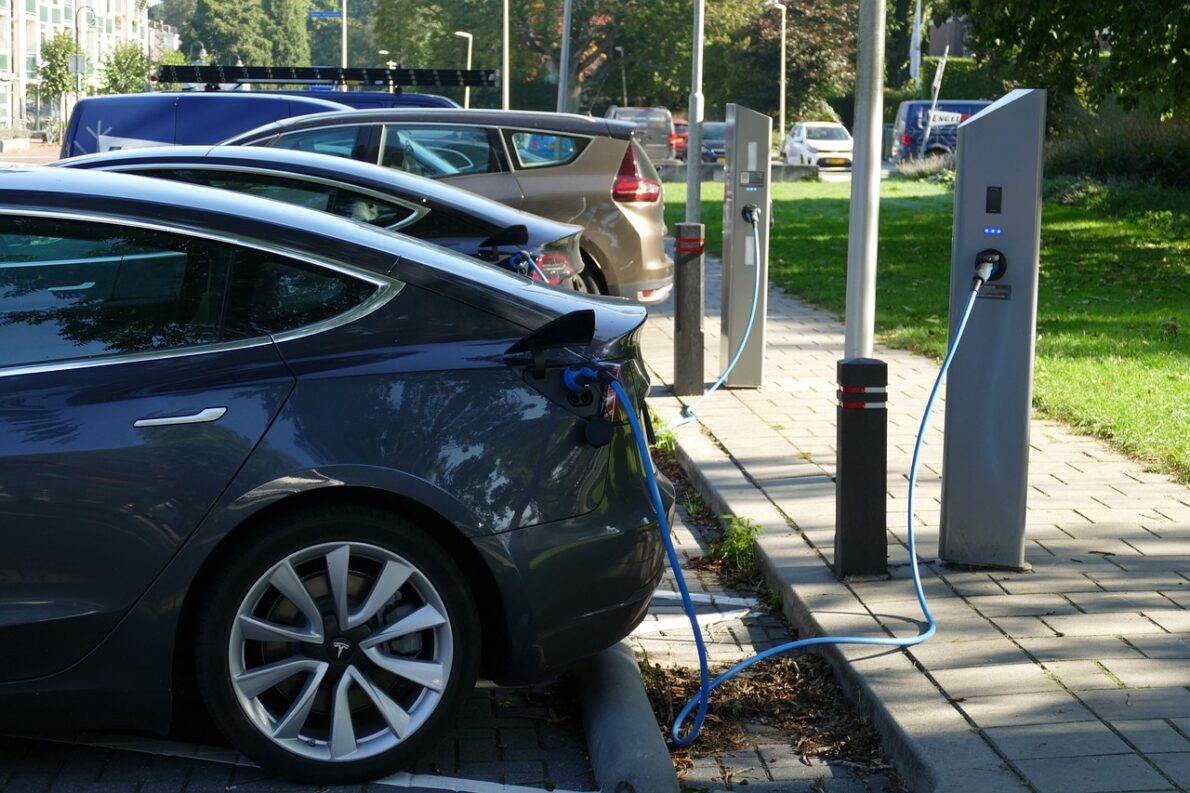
(0, 215, 297, 681)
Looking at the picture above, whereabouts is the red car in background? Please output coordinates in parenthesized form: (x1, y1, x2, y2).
(672, 118, 688, 160)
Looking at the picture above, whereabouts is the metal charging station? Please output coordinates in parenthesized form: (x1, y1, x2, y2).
(939, 89, 1047, 569)
(720, 104, 772, 388)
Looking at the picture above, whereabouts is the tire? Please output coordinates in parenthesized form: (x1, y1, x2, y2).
(194, 504, 480, 785)
(579, 252, 607, 295)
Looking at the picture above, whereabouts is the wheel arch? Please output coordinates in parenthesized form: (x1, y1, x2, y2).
(170, 484, 509, 724)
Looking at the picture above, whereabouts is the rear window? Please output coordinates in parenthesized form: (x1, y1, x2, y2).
(508, 132, 586, 169)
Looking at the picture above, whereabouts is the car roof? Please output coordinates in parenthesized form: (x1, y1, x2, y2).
(54, 145, 582, 248)
(223, 108, 635, 144)
(77, 91, 351, 111)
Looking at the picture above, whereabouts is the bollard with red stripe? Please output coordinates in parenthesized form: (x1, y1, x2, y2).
(834, 357, 888, 578)
(673, 222, 706, 397)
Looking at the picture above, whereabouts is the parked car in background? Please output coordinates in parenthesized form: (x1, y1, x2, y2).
(889, 99, 993, 161)
(225, 109, 673, 303)
(0, 165, 672, 785)
(605, 105, 675, 163)
(59, 92, 352, 158)
(56, 145, 584, 288)
(672, 118, 688, 160)
(698, 121, 727, 164)
(781, 121, 853, 168)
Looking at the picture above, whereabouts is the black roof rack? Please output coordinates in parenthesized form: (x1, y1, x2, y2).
(153, 65, 500, 91)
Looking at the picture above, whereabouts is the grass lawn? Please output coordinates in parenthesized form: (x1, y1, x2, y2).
(664, 180, 1190, 484)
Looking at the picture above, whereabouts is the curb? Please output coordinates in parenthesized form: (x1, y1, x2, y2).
(668, 423, 1030, 793)
(574, 641, 680, 793)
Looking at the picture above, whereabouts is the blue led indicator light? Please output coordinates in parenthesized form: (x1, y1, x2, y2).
(983, 226, 1003, 235)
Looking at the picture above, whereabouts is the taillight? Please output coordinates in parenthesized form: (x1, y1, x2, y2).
(902, 132, 911, 147)
(612, 145, 661, 203)
(530, 252, 575, 286)
(599, 363, 625, 421)
(668, 133, 678, 146)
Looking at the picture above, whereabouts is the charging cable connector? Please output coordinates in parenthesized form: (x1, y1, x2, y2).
(973, 249, 1005, 290)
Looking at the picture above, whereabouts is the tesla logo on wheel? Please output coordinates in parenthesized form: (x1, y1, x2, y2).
(333, 640, 351, 659)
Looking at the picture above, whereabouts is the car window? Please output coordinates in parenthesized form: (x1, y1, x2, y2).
(806, 126, 850, 141)
(222, 247, 378, 338)
(268, 125, 367, 159)
(380, 126, 481, 178)
(132, 168, 422, 231)
(0, 216, 230, 368)
(508, 132, 584, 169)
(378, 126, 497, 175)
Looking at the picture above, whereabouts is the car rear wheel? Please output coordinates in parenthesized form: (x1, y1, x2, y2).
(194, 504, 480, 785)
(579, 251, 607, 295)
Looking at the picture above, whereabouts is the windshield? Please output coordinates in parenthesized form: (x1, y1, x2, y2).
(806, 126, 850, 141)
(702, 122, 726, 142)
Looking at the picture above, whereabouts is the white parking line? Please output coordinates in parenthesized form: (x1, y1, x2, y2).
(50, 734, 596, 793)
(651, 589, 760, 609)
(632, 608, 755, 635)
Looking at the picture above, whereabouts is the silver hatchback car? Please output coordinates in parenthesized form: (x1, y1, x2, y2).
(224, 109, 674, 304)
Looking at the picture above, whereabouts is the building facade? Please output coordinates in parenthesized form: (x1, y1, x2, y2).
(0, 0, 159, 130)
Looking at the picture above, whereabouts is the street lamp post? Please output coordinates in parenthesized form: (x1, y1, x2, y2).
(378, 49, 396, 92)
(74, 4, 95, 103)
(769, 1, 787, 150)
(501, 0, 509, 109)
(614, 45, 627, 106)
(454, 31, 473, 109)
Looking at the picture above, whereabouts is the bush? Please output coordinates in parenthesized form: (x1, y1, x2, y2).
(1045, 116, 1190, 187)
(892, 153, 954, 183)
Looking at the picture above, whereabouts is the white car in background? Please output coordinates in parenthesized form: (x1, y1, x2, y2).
(781, 121, 854, 169)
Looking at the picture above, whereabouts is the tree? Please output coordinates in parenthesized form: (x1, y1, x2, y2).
(937, 0, 1188, 116)
(182, 0, 273, 66)
(310, 0, 376, 67)
(266, 0, 312, 66)
(100, 41, 152, 94)
(150, 0, 198, 30)
(38, 31, 80, 103)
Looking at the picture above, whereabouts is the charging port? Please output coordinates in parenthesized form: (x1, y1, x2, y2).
(974, 249, 1006, 285)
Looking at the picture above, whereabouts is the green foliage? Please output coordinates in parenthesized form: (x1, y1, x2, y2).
(711, 515, 762, 580)
(182, 0, 273, 66)
(766, 589, 783, 612)
(891, 152, 954, 183)
(1045, 116, 1190, 188)
(150, 0, 197, 29)
(935, 0, 1188, 116)
(38, 31, 80, 101)
(266, 0, 312, 66)
(917, 57, 1009, 101)
(100, 41, 151, 95)
(310, 0, 376, 67)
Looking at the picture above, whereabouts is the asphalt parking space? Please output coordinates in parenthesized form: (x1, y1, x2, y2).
(0, 682, 596, 793)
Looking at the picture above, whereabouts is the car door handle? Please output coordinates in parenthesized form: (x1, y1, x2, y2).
(133, 407, 227, 428)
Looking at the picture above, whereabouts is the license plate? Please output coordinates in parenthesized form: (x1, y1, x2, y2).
(718, 157, 726, 165)
(826, 158, 846, 166)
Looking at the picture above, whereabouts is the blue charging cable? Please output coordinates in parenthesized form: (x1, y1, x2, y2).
(579, 273, 987, 745)
(665, 205, 765, 431)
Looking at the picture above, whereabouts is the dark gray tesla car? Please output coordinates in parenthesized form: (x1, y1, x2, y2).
(0, 168, 670, 784)
(56, 145, 585, 288)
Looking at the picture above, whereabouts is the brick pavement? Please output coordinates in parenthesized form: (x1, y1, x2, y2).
(640, 255, 1190, 793)
(0, 683, 596, 793)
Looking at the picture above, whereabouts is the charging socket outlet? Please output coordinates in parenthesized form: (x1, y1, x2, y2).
(975, 249, 1007, 281)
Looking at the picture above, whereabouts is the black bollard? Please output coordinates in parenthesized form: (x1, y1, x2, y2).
(673, 222, 705, 397)
(834, 357, 888, 578)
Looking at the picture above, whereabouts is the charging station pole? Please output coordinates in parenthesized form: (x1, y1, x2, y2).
(939, 89, 1046, 570)
(720, 104, 771, 388)
(674, 224, 706, 396)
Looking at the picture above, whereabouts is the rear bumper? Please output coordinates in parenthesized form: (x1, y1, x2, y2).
(474, 427, 675, 685)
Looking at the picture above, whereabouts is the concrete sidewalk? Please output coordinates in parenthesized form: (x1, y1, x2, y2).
(640, 256, 1190, 793)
